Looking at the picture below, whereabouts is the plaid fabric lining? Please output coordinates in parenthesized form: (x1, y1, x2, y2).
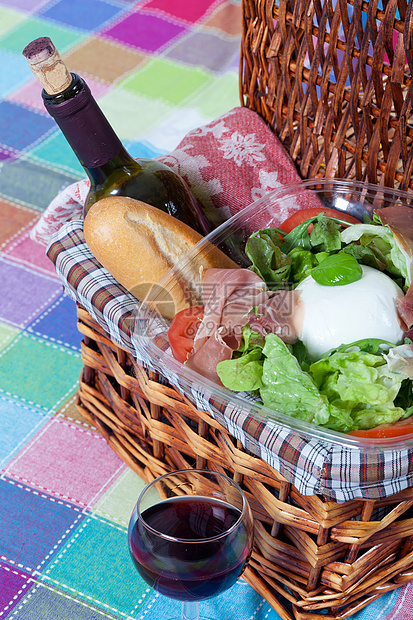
(48, 219, 413, 502)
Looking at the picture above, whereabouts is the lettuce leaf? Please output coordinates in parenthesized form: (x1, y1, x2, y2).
(216, 348, 263, 392)
(259, 334, 334, 425)
(288, 247, 317, 283)
(340, 223, 411, 287)
(309, 216, 343, 252)
(310, 348, 408, 430)
(218, 328, 410, 433)
(279, 214, 344, 254)
(245, 230, 291, 287)
(216, 326, 265, 391)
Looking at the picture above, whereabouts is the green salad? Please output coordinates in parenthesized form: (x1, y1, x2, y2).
(215, 211, 413, 434)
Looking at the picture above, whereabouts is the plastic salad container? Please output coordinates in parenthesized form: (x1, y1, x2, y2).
(133, 178, 413, 499)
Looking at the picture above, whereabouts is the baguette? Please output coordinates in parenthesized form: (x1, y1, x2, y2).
(83, 196, 238, 319)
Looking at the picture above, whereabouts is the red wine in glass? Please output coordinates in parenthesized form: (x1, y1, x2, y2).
(128, 470, 254, 620)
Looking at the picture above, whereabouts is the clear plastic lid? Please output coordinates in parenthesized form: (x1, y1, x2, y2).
(134, 179, 413, 460)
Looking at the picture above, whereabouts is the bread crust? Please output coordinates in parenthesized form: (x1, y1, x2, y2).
(83, 196, 238, 318)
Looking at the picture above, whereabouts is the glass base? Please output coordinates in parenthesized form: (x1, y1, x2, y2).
(177, 601, 215, 620)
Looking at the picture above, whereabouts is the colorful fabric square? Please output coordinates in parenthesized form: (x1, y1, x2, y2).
(0, 258, 61, 328)
(0, 102, 54, 156)
(0, 563, 34, 617)
(121, 58, 212, 104)
(6, 77, 45, 112)
(0, 0, 48, 9)
(2, 227, 61, 278)
(142, 107, 215, 153)
(5, 418, 125, 507)
(0, 8, 26, 38)
(0, 17, 85, 54)
(190, 71, 239, 118)
(0, 476, 85, 570)
(63, 38, 147, 84)
(0, 202, 38, 248)
(143, 0, 224, 23)
(0, 158, 79, 210)
(6, 583, 122, 620)
(166, 32, 241, 72)
(0, 333, 81, 411)
(98, 88, 173, 143)
(0, 396, 50, 469)
(0, 322, 19, 352)
(205, 1, 243, 36)
(26, 292, 82, 351)
(43, 515, 149, 616)
(0, 50, 32, 98)
(55, 395, 87, 426)
(124, 138, 167, 159)
(103, 11, 188, 53)
(92, 467, 146, 527)
(39, 0, 126, 31)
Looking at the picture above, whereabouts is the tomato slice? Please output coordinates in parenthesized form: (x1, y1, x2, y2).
(279, 208, 360, 233)
(168, 305, 204, 363)
(349, 424, 413, 439)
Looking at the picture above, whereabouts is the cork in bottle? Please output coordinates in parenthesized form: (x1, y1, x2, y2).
(22, 36, 72, 95)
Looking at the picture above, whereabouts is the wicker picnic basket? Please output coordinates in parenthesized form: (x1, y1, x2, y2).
(75, 1, 413, 618)
(240, 0, 413, 190)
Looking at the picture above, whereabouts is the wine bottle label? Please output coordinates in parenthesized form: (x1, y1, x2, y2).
(44, 81, 123, 168)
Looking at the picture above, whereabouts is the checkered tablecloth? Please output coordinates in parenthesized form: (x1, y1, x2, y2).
(2, 1, 413, 619)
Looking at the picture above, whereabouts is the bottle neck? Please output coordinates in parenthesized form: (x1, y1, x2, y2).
(42, 73, 130, 170)
(84, 146, 139, 186)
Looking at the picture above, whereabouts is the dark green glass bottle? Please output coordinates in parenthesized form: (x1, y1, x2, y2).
(23, 38, 210, 234)
(43, 74, 210, 233)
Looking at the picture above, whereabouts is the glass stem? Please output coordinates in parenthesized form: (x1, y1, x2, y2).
(181, 601, 199, 620)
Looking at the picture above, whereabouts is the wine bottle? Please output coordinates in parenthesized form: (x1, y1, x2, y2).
(22, 37, 210, 235)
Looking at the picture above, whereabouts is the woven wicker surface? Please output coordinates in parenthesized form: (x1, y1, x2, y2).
(76, 305, 413, 619)
(240, 0, 413, 191)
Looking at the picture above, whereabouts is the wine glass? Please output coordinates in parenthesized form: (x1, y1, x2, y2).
(128, 469, 254, 620)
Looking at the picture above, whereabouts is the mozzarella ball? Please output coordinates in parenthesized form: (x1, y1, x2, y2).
(292, 265, 405, 359)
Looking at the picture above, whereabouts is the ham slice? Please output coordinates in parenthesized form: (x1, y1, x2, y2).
(396, 296, 413, 331)
(376, 206, 413, 260)
(187, 268, 299, 383)
(376, 206, 413, 327)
